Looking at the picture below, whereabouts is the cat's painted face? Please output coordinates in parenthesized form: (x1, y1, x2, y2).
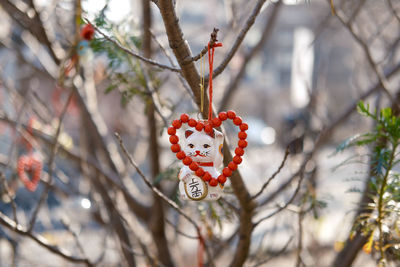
(183, 128, 224, 165)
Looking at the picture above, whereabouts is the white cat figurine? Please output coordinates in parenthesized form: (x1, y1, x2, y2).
(178, 128, 224, 201)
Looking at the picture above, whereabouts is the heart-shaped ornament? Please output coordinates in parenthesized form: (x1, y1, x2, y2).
(17, 154, 42, 192)
(168, 110, 248, 187)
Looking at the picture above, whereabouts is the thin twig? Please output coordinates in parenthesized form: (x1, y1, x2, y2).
(333, 7, 400, 111)
(0, 210, 93, 266)
(165, 218, 198, 239)
(183, 28, 220, 64)
(251, 236, 294, 267)
(254, 151, 311, 227)
(386, 0, 400, 23)
(61, 220, 88, 259)
(211, 0, 270, 80)
(116, 133, 199, 228)
(86, 19, 181, 73)
(219, 0, 282, 111)
(252, 146, 290, 200)
(0, 113, 150, 221)
(0, 173, 18, 224)
(295, 209, 304, 267)
(150, 30, 195, 99)
(28, 89, 74, 232)
(115, 133, 214, 265)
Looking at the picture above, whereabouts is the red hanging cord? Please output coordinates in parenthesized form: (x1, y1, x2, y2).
(197, 230, 205, 267)
(207, 42, 222, 121)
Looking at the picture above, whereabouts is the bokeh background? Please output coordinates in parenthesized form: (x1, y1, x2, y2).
(0, 0, 399, 266)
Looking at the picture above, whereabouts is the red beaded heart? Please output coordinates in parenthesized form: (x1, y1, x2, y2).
(17, 154, 42, 192)
(168, 111, 248, 187)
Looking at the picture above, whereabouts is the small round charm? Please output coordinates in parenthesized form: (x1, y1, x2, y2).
(184, 176, 208, 201)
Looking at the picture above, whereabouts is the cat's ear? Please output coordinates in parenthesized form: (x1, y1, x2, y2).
(206, 129, 215, 138)
(185, 130, 194, 139)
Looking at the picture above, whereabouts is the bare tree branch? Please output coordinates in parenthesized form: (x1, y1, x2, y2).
(333, 6, 400, 111)
(0, 211, 93, 266)
(1, 0, 60, 65)
(183, 28, 220, 64)
(116, 133, 214, 265)
(211, 0, 273, 80)
(252, 146, 290, 200)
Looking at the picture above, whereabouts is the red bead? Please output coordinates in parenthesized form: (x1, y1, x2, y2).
(218, 175, 227, 184)
(238, 140, 248, 148)
(212, 117, 221, 127)
(238, 131, 247, 140)
(233, 155, 242, 164)
(235, 147, 245, 156)
(172, 119, 182, 129)
(218, 112, 228, 121)
(203, 172, 211, 181)
(195, 168, 205, 177)
(209, 178, 218, 187)
(204, 124, 213, 133)
(169, 135, 179, 144)
(189, 162, 199, 171)
(223, 167, 232, 177)
(171, 144, 181, 153)
(227, 110, 236, 119)
(176, 151, 186, 160)
(167, 127, 176, 135)
(180, 114, 189, 123)
(240, 123, 248, 131)
(233, 116, 242, 126)
(228, 162, 237, 170)
(195, 122, 204, 131)
(183, 156, 192, 166)
(188, 119, 197, 127)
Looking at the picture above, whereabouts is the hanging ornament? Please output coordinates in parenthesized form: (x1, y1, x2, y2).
(63, 23, 95, 77)
(17, 117, 43, 192)
(17, 153, 42, 192)
(168, 42, 248, 201)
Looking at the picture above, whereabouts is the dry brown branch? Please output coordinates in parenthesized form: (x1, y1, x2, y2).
(87, 20, 181, 73)
(28, 89, 74, 232)
(1, 0, 60, 65)
(183, 28, 220, 64)
(150, 30, 195, 99)
(141, 3, 174, 265)
(211, 0, 272, 80)
(156, 1, 262, 263)
(116, 133, 200, 231)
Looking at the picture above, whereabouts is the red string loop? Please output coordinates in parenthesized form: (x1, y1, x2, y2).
(207, 42, 222, 121)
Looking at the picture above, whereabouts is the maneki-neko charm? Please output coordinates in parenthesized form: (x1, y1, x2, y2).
(167, 111, 248, 201)
(167, 41, 248, 201)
